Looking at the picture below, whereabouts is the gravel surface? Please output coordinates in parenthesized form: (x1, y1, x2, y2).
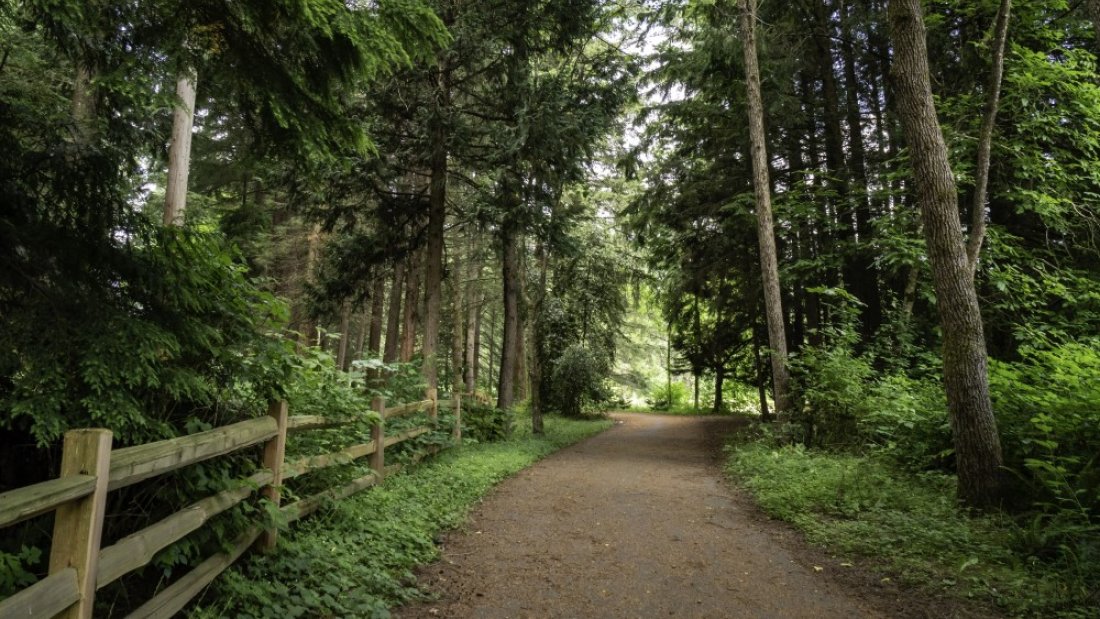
(396, 413, 979, 619)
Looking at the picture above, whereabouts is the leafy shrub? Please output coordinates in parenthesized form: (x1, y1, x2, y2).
(550, 344, 612, 417)
(646, 381, 688, 410)
(858, 373, 953, 470)
(462, 401, 514, 442)
(788, 342, 873, 447)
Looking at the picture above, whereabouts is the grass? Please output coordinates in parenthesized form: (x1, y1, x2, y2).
(188, 414, 612, 619)
(726, 440, 1098, 619)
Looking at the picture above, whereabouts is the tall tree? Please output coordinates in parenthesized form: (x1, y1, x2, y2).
(888, 0, 1004, 508)
(739, 0, 791, 415)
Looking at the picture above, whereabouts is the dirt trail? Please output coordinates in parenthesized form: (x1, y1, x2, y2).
(396, 413, 904, 618)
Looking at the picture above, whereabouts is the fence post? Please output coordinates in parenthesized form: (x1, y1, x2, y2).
(49, 429, 112, 619)
(259, 400, 288, 552)
(371, 397, 385, 480)
(452, 394, 462, 444)
(426, 387, 438, 421)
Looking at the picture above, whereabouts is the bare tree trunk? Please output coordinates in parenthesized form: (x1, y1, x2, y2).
(965, 0, 1012, 273)
(164, 70, 197, 226)
(753, 323, 771, 422)
(471, 292, 482, 392)
(422, 75, 450, 397)
(713, 366, 725, 413)
(450, 238, 466, 399)
(889, 0, 1004, 509)
(514, 240, 528, 403)
(353, 312, 368, 362)
(497, 221, 521, 410)
(383, 261, 404, 363)
(300, 223, 323, 347)
(400, 247, 422, 362)
(740, 0, 791, 415)
(464, 233, 481, 393)
(368, 275, 385, 358)
(487, 301, 498, 400)
(336, 304, 351, 371)
(528, 238, 549, 435)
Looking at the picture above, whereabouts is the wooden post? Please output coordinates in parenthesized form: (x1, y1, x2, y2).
(452, 394, 462, 444)
(426, 387, 439, 421)
(49, 429, 112, 619)
(371, 397, 385, 480)
(259, 400, 288, 552)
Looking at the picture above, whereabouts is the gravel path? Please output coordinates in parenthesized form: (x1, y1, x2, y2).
(396, 413, 895, 618)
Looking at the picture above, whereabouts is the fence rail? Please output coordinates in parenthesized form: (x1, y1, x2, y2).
(0, 393, 463, 619)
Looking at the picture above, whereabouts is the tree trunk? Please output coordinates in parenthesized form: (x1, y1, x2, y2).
(888, 0, 1005, 508)
(368, 275, 385, 358)
(487, 300, 498, 400)
(300, 223, 323, 347)
(528, 236, 549, 435)
(965, 0, 1012, 273)
(400, 247, 422, 362)
(753, 324, 771, 422)
(464, 233, 481, 394)
(713, 366, 725, 413)
(421, 65, 450, 398)
(383, 261, 405, 363)
(839, 0, 882, 337)
(164, 70, 197, 226)
(497, 221, 521, 410)
(450, 234, 466, 400)
(71, 65, 97, 142)
(336, 304, 351, 371)
(740, 0, 791, 415)
(514, 240, 528, 403)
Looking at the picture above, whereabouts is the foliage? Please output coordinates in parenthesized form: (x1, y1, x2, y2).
(990, 341, 1100, 520)
(646, 381, 689, 411)
(550, 344, 613, 417)
(461, 401, 515, 443)
(728, 440, 1099, 618)
(190, 414, 612, 618)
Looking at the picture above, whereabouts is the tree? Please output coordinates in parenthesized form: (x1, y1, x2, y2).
(888, 0, 1004, 508)
(739, 0, 791, 415)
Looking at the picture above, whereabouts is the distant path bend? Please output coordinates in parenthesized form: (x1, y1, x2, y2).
(397, 413, 883, 619)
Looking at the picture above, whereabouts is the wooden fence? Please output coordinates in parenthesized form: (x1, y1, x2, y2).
(0, 395, 462, 619)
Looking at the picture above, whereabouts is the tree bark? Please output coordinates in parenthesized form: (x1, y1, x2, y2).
(497, 221, 521, 410)
(888, 0, 1004, 508)
(965, 0, 1012, 273)
(368, 275, 385, 358)
(740, 0, 791, 415)
(164, 70, 197, 226)
(383, 261, 405, 363)
(336, 304, 351, 371)
(421, 65, 450, 397)
(464, 233, 481, 393)
(400, 247, 422, 362)
(450, 232, 466, 399)
(713, 366, 725, 413)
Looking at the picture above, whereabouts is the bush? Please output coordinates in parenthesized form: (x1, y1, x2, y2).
(462, 401, 515, 442)
(788, 342, 874, 447)
(990, 340, 1100, 531)
(646, 381, 688, 410)
(551, 344, 612, 417)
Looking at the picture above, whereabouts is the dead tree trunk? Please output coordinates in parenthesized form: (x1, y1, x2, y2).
(164, 70, 197, 226)
(383, 261, 404, 363)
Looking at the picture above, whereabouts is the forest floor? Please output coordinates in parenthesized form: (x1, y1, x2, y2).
(396, 413, 990, 619)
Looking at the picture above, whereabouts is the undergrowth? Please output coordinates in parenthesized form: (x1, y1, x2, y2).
(727, 440, 1098, 618)
(187, 414, 611, 619)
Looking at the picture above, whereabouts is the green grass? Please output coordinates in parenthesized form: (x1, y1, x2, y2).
(188, 414, 612, 619)
(727, 441, 1098, 618)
